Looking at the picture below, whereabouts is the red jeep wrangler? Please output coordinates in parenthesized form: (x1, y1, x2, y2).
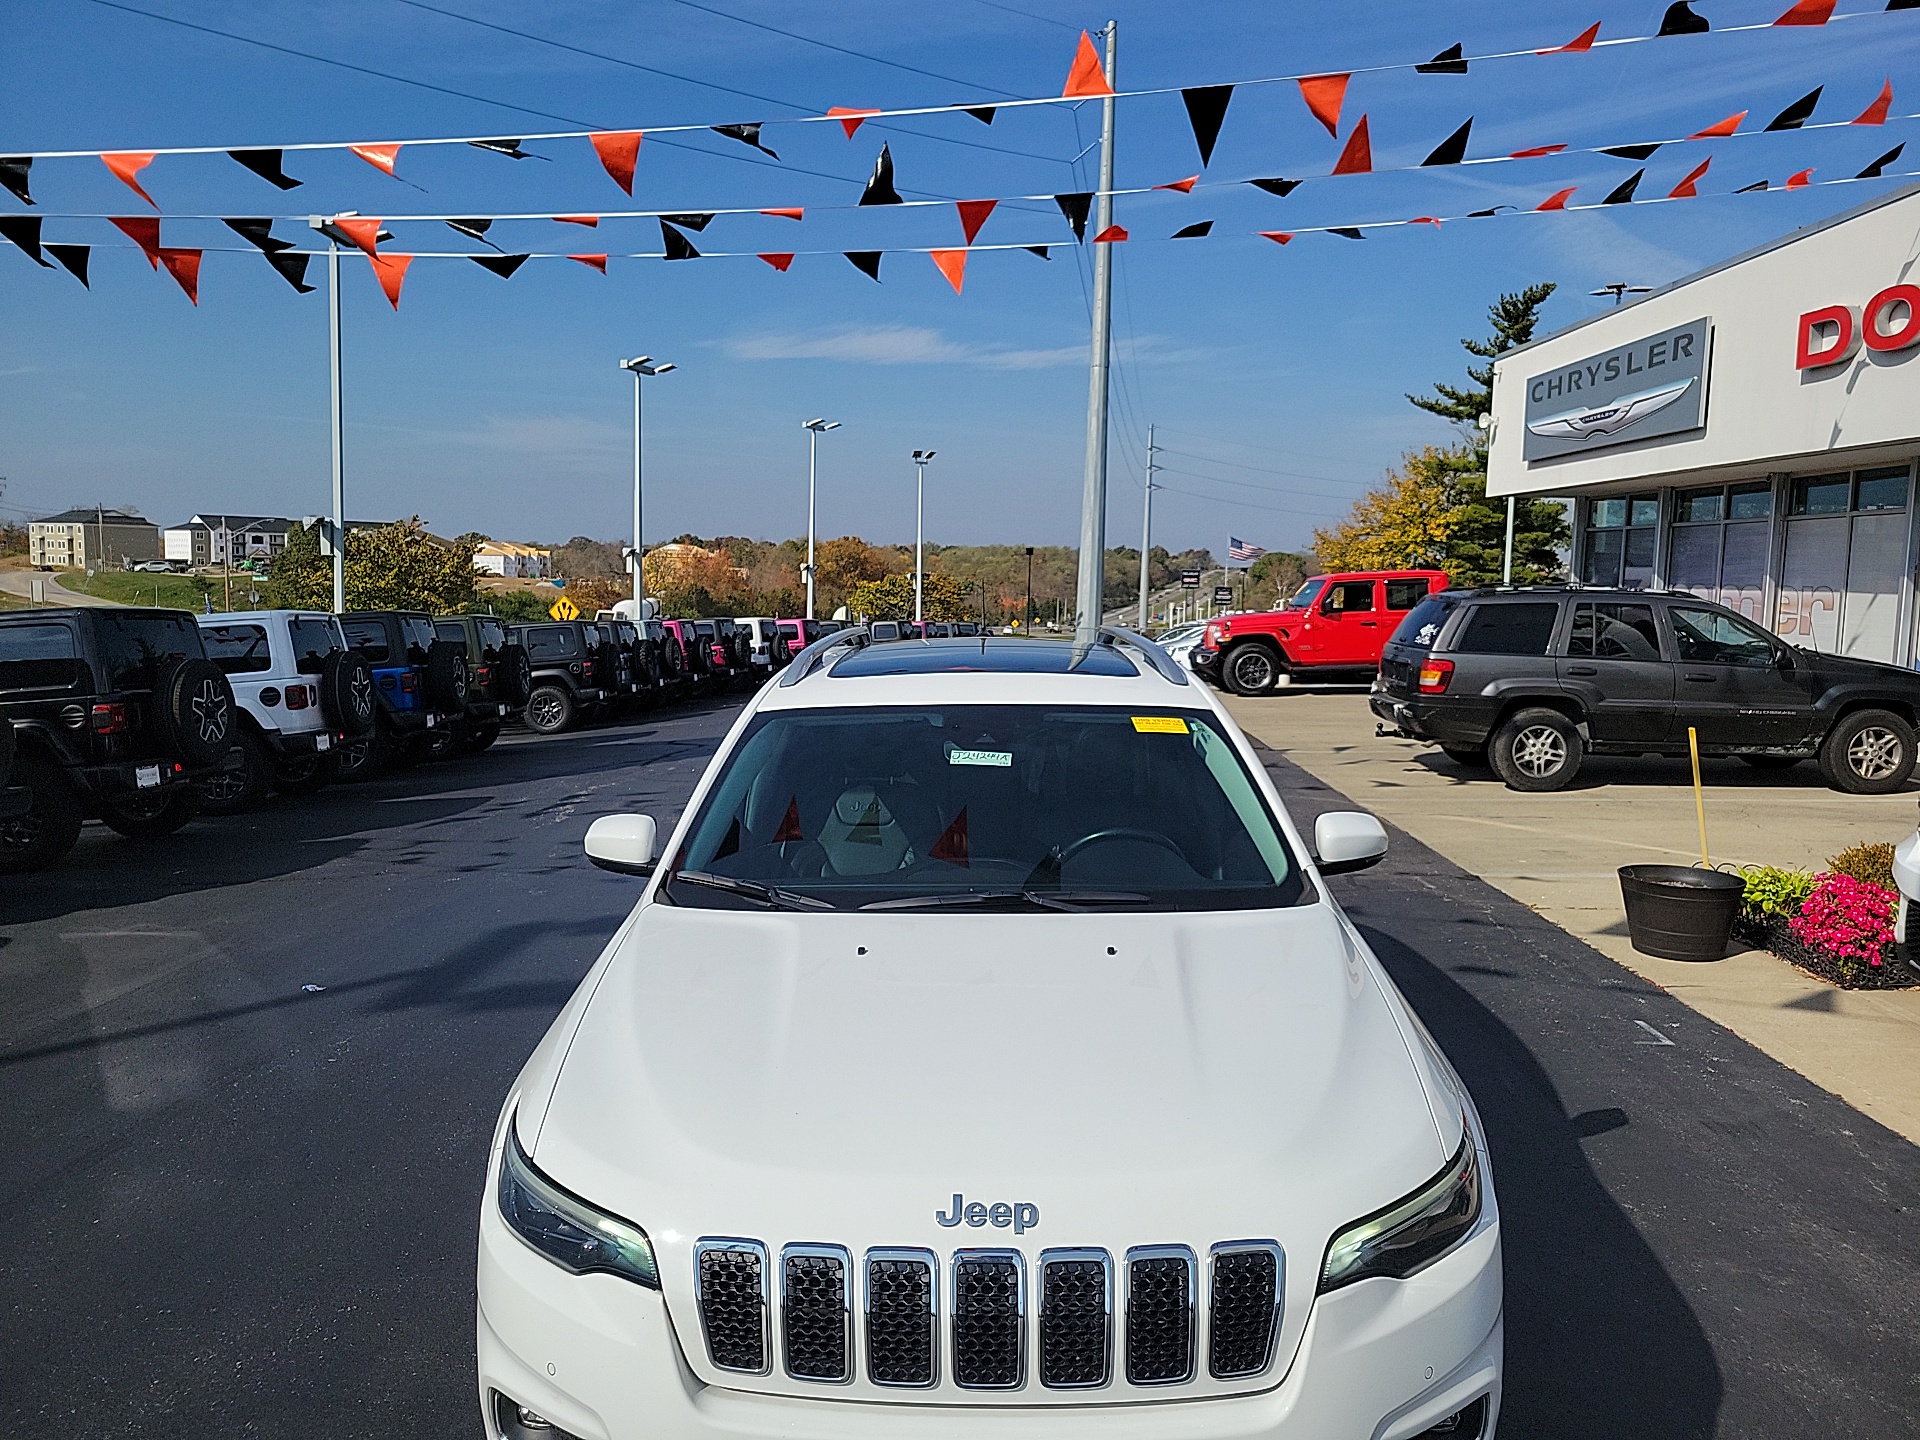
(1192, 569, 1450, 695)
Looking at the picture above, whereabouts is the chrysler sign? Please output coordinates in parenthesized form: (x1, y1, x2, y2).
(1522, 317, 1711, 461)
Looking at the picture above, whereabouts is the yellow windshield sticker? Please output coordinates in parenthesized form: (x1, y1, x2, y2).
(1132, 716, 1189, 734)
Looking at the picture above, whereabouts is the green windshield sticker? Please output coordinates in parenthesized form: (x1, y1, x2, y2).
(948, 748, 1013, 767)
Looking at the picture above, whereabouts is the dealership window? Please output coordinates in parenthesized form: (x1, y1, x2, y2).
(1778, 463, 1913, 662)
(1667, 480, 1772, 621)
(1581, 494, 1658, 588)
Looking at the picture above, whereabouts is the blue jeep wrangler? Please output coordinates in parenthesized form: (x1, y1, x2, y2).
(337, 611, 467, 776)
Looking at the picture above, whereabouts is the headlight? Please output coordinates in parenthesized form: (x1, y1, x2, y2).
(1318, 1132, 1480, 1293)
(498, 1119, 659, 1288)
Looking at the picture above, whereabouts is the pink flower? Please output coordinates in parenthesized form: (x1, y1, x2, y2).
(1788, 873, 1896, 962)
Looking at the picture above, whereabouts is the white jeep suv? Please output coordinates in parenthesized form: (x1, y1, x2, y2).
(477, 630, 1501, 1440)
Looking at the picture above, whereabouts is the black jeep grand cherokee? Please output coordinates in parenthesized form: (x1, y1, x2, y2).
(1372, 586, 1920, 794)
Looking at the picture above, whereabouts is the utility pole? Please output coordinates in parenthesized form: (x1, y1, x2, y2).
(1072, 20, 1117, 648)
(1138, 422, 1157, 630)
(1025, 546, 1034, 637)
(222, 512, 232, 612)
(326, 234, 344, 613)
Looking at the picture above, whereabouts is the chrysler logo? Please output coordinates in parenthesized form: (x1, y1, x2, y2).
(1526, 378, 1694, 442)
(936, 1193, 1039, 1235)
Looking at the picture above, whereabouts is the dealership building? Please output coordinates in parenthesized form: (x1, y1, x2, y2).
(1488, 182, 1920, 667)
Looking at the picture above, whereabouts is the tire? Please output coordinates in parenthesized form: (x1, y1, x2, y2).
(425, 640, 469, 712)
(1224, 643, 1280, 697)
(322, 649, 377, 737)
(427, 720, 463, 761)
(1489, 707, 1584, 792)
(100, 785, 202, 839)
(198, 726, 272, 815)
(462, 724, 501, 754)
(1440, 743, 1489, 768)
(156, 657, 236, 767)
(274, 751, 337, 796)
(1739, 754, 1803, 771)
(0, 756, 84, 873)
(1819, 708, 1917, 794)
(334, 725, 391, 782)
(495, 644, 533, 705)
(523, 684, 576, 735)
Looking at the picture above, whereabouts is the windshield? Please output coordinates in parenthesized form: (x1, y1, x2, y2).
(668, 705, 1308, 912)
(1285, 579, 1326, 611)
(1389, 596, 1457, 652)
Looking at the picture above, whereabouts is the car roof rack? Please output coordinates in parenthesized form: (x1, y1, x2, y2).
(778, 624, 872, 686)
(1095, 626, 1191, 685)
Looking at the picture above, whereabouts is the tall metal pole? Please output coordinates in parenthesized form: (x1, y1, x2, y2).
(914, 456, 927, 625)
(328, 239, 345, 615)
(1138, 422, 1157, 629)
(1502, 496, 1517, 584)
(805, 426, 818, 620)
(1025, 546, 1034, 637)
(632, 371, 644, 608)
(1073, 21, 1118, 647)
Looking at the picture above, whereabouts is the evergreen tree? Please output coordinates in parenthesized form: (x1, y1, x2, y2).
(1409, 282, 1558, 427)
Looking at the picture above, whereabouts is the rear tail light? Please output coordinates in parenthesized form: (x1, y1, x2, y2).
(90, 702, 129, 734)
(477, 666, 491, 686)
(285, 685, 310, 710)
(401, 672, 420, 693)
(1417, 658, 1455, 694)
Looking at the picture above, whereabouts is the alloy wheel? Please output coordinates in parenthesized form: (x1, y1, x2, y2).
(1847, 726, 1904, 782)
(1231, 650, 1274, 691)
(192, 680, 231, 744)
(528, 694, 565, 730)
(1511, 724, 1568, 779)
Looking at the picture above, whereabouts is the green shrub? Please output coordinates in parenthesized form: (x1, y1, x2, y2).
(1826, 842, 1896, 892)
(1740, 865, 1817, 920)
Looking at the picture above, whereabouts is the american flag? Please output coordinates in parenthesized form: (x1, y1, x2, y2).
(1228, 537, 1267, 564)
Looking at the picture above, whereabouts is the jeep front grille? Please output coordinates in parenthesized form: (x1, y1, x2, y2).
(1208, 1243, 1283, 1379)
(780, 1245, 851, 1382)
(865, 1250, 937, 1387)
(1038, 1250, 1111, 1388)
(1124, 1247, 1195, 1385)
(695, 1239, 769, 1374)
(952, 1251, 1024, 1389)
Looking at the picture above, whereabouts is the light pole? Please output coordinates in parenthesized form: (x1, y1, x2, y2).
(802, 418, 840, 619)
(912, 450, 936, 627)
(1025, 546, 1034, 637)
(619, 356, 676, 610)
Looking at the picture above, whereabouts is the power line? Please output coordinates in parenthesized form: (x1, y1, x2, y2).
(964, 0, 1082, 32)
(1158, 447, 1360, 484)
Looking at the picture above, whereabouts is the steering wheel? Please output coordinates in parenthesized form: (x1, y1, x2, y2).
(1026, 828, 1188, 886)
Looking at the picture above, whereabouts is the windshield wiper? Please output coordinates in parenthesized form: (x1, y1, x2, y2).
(671, 870, 835, 911)
(860, 890, 1150, 913)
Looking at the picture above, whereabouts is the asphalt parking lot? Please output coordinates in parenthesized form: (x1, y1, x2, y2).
(2, 695, 1917, 1437)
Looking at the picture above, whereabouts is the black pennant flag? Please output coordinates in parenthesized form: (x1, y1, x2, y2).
(1892, 0, 1920, 10)
(0, 215, 51, 265)
(1659, 2, 1711, 35)
(1468, 205, 1515, 218)
(1181, 85, 1234, 167)
(965, 106, 996, 125)
(1024, 245, 1050, 259)
(267, 250, 316, 293)
(46, 243, 89, 287)
(1416, 43, 1469, 74)
(1603, 143, 1663, 160)
(447, 218, 501, 249)
(471, 253, 531, 279)
(1249, 177, 1303, 197)
(712, 123, 779, 159)
(1858, 143, 1906, 177)
(469, 139, 532, 159)
(1422, 118, 1473, 167)
(1328, 227, 1366, 240)
(859, 145, 903, 206)
(661, 213, 715, 231)
(845, 250, 882, 282)
(1603, 169, 1646, 204)
(1766, 87, 1823, 131)
(1054, 191, 1092, 240)
(659, 221, 702, 260)
(0, 156, 32, 206)
(223, 218, 291, 254)
(1172, 221, 1214, 238)
(228, 148, 301, 190)
(1736, 180, 1770, 192)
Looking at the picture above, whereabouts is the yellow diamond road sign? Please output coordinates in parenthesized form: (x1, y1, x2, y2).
(548, 595, 580, 621)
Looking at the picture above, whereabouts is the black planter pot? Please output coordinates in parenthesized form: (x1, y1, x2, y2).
(1618, 864, 1745, 962)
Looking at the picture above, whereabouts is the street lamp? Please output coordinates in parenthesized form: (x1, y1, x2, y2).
(618, 356, 676, 610)
(1024, 546, 1034, 638)
(802, 418, 841, 620)
(912, 450, 936, 627)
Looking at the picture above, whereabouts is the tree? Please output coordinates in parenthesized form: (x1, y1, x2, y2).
(263, 519, 479, 613)
(470, 589, 551, 622)
(1245, 551, 1311, 609)
(845, 571, 974, 622)
(1409, 282, 1558, 426)
(1312, 447, 1464, 574)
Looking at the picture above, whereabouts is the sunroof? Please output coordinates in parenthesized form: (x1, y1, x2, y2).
(830, 638, 1140, 678)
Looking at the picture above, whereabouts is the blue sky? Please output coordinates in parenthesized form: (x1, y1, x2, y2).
(4, 0, 1919, 554)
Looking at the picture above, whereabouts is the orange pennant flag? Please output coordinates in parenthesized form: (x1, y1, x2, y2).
(759, 252, 795, 271)
(1411, 216, 1443, 228)
(590, 132, 642, 195)
(956, 199, 996, 244)
(1155, 175, 1199, 193)
(1297, 74, 1349, 137)
(556, 215, 599, 227)
(1063, 30, 1112, 98)
(349, 143, 402, 177)
(569, 254, 608, 273)
(1689, 112, 1746, 139)
(1854, 80, 1893, 126)
(1259, 231, 1295, 245)
(1510, 144, 1568, 159)
(1774, 0, 1836, 24)
(1538, 21, 1601, 54)
(827, 107, 881, 138)
(930, 249, 968, 295)
(1536, 187, 1578, 211)
(1092, 224, 1128, 243)
(761, 207, 805, 220)
(157, 247, 201, 304)
(1331, 115, 1372, 176)
(101, 152, 158, 208)
(1668, 157, 1712, 198)
(111, 216, 162, 269)
(368, 252, 411, 310)
(332, 217, 383, 258)
(1787, 167, 1815, 189)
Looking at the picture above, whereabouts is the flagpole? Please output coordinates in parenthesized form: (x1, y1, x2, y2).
(1138, 422, 1156, 630)
(1073, 20, 1117, 649)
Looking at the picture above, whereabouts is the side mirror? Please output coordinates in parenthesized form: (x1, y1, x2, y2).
(585, 814, 658, 877)
(1775, 648, 1796, 671)
(1313, 811, 1389, 877)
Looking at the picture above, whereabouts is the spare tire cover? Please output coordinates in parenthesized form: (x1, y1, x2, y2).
(0, 716, 15, 790)
(596, 640, 622, 685)
(159, 657, 236, 767)
(323, 649, 377, 736)
(425, 639, 468, 710)
(497, 643, 533, 705)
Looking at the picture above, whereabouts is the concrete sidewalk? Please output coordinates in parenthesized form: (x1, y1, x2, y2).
(1224, 686, 1920, 1145)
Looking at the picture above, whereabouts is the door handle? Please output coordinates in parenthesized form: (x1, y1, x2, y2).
(1360, 620, 1378, 627)
(1566, 665, 1598, 676)
(1683, 672, 1716, 683)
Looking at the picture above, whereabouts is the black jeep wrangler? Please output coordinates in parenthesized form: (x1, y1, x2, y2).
(432, 614, 533, 754)
(0, 607, 238, 872)
(507, 620, 609, 734)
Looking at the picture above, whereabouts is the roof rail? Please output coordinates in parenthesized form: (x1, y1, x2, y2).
(1096, 626, 1190, 685)
(777, 624, 872, 686)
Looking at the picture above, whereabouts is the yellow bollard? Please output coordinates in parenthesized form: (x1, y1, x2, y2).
(1688, 726, 1709, 868)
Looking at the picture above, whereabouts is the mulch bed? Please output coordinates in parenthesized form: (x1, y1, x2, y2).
(1732, 913, 1920, 991)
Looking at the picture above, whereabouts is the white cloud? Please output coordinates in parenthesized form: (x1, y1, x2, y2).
(719, 324, 1086, 370)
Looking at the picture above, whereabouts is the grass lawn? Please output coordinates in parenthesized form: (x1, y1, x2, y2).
(59, 569, 241, 611)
